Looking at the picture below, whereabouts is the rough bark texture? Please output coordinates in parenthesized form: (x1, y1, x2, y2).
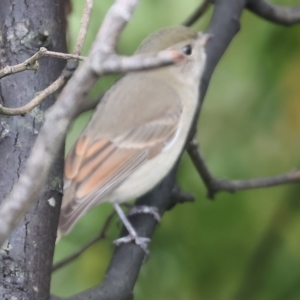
(0, 1, 66, 299)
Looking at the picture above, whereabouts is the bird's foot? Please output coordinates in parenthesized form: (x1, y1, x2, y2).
(113, 203, 151, 257)
(113, 234, 151, 255)
(127, 205, 161, 223)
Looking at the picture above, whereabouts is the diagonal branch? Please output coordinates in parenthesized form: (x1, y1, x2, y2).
(74, 0, 94, 55)
(187, 138, 300, 199)
(247, 0, 300, 26)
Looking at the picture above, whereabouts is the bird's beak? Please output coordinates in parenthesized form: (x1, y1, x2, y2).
(199, 33, 213, 46)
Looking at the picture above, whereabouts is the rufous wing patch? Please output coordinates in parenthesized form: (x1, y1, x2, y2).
(65, 136, 90, 180)
(74, 142, 114, 183)
(76, 147, 139, 199)
(85, 139, 110, 158)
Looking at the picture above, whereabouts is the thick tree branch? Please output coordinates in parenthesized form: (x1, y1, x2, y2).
(247, 0, 300, 26)
(187, 139, 300, 199)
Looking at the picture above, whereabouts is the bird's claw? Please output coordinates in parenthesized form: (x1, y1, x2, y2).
(127, 205, 161, 223)
(113, 234, 151, 256)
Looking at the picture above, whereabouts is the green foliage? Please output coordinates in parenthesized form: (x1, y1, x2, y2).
(52, 1, 300, 299)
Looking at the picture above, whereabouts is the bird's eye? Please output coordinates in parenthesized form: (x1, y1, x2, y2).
(182, 45, 192, 55)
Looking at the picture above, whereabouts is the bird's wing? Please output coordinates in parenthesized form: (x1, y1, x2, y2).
(58, 108, 182, 235)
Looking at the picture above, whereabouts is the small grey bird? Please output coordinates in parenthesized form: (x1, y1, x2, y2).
(58, 26, 210, 250)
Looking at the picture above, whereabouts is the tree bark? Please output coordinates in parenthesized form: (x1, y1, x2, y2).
(0, 1, 66, 299)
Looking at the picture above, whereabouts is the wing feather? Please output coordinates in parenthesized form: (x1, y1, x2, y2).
(64, 136, 90, 180)
(59, 147, 147, 234)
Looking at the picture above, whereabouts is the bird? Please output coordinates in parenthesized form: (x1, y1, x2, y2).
(57, 26, 210, 251)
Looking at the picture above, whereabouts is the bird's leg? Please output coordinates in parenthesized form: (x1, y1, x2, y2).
(127, 205, 161, 223)
(113, 203, 151, 255)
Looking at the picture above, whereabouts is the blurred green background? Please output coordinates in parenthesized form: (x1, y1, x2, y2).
(52, 0, 300, 299)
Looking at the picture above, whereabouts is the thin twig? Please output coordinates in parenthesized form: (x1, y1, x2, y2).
(187, 138, 300, 199)
(74, 0, 94, 55)
(183, 0, 211, 26)
(0, 48, 44, 79)
(52, 211, 115, 272)
(44, 50, 85, 61)
(247, 0, 300, 26)
(0, 47, 84, 80)
(0, 75, 65, 115)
